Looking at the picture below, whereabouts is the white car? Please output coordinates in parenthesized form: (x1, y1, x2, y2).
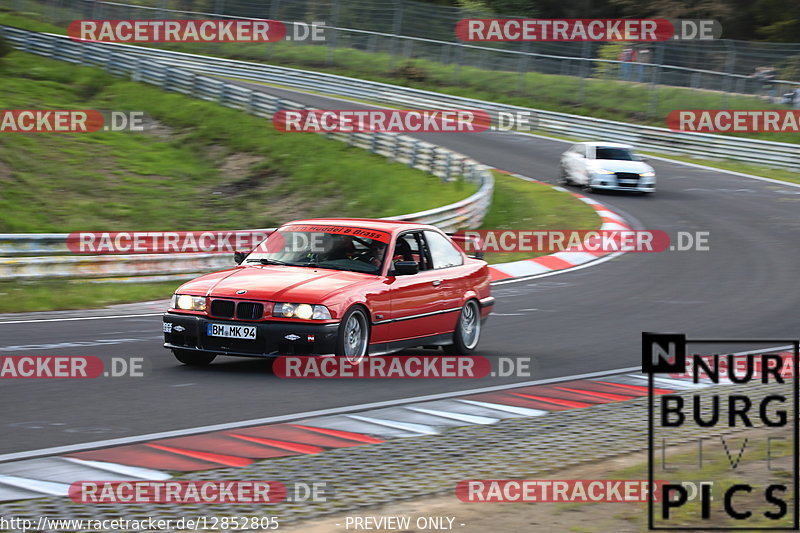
(559, 142, 656, 193)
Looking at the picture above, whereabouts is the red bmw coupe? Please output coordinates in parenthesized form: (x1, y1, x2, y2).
(163, 219, 493, 365)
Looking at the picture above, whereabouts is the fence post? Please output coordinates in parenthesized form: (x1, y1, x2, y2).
(326, 0, 340, 66)
(389, 0, 404, 72)
(722, 41, 736, 108)
(517, 42, 531, 95)
(647, 42, 665, 119)
(577, 41, 590, 105)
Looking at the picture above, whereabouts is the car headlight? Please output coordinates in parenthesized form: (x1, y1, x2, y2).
(640, 171, 655, 177)
(172, 294, 207, 311)
(592, 168, 615, 175)
(273, 303, 332, 320)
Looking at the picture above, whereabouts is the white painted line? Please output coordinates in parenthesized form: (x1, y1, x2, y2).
(491, 252, 624, 285)
(550, 251, 597, 265)
(0, 364, 646, 463)
(491, 260, 552, 277)
(346, 414, 438, 435)
(63, 458, 172, 480)
(404, 406, 498, 425)
(458, 399, 548, 417)
(0, 475, 70, 496)
(600, 222, 629, 231)
(0, 313, 162, 325)
(641, 154, 800, 189)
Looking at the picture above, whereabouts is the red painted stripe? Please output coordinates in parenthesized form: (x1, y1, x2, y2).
(465, 392, 571, 411)
(291, 424, 384, 444)
(488, 268, 513, 281)
(554, 386, 632, 402)
(145, 443, 252, 467)
(594, 380, 674, 395)
(228, 434, 324, 454)
(511, 392, 591, 409)
(531, 255, 574, 270)
(68, 445, 222, 471)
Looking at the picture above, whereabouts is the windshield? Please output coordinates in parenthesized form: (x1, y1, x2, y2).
(594, 147, 635, 161)
(244, 225, 390, 275)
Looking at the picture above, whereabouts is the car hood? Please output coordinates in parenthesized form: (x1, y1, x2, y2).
(593, 160, 653, 173)
(178, 265, 374, 302)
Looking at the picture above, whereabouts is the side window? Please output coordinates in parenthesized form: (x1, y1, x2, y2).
(424, 231, 464, 269)
(392, 232, 431, 271)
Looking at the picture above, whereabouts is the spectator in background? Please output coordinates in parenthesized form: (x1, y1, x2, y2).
(752, 66, 777, 98)
(635, 46, 651, 82)
(619, 46, 636, 81)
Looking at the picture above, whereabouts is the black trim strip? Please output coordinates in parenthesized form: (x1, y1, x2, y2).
(372, 307, 461, 326)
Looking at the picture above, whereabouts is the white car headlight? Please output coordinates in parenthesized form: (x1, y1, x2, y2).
(640, 171, 655, 177)
(273, 303, 332, 320)
(173, 294, 207, 311)
(592, 168, 615, 175)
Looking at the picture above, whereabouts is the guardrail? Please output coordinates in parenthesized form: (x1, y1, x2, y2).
(4, 26, 797, 171)
(0, 26, 493, 281)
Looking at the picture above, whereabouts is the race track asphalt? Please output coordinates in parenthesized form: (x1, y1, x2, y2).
(1, 84, 798, 455)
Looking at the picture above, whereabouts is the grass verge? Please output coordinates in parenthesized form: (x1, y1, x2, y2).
(0, 50, 475, 232)
(3, 172, 600, 312)
(0, 279, 178, 313)
(480, 171, 600, 264)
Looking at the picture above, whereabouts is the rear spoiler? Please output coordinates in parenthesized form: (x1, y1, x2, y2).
(447, 232, 485, 260)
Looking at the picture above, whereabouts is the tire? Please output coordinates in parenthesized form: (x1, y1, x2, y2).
(173, 349, 216, 366)
(559, 166, 571, 186)
(443, 300, 482, 355)
(336, 307, 370, 363)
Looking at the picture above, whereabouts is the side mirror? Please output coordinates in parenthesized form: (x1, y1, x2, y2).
(393, 261, 419, 276)
(635, 155, 648, 162)
(234, 251, 247, 265)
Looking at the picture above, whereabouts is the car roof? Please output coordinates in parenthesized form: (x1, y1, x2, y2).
(576, 141, 634, 149)
(280, 218, 432, 233)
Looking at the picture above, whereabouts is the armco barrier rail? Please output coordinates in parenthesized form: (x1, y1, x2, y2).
(4, 26, 797, 171)
(0, 26, 492, 281)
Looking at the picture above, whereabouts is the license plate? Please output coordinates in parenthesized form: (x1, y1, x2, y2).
(207, 323, 256, 339)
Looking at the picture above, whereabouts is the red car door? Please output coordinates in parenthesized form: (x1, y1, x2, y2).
(422, 230, 469, 332)
(387, 231, 450, 340)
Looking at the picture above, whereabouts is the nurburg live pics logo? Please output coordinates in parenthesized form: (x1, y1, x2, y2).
(643, 332, 800, 530)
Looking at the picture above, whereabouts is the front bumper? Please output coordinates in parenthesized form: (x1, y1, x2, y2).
(589, 173, 655, 192)
(163, 312, 340, 357)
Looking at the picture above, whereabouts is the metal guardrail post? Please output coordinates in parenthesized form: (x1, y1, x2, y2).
(409, 140, 419, 167)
